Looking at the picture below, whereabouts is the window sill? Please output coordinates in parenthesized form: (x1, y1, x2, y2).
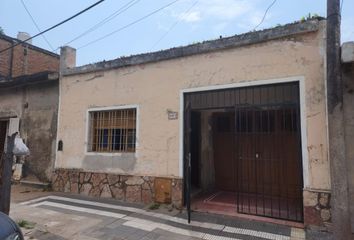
(84, 151, 136, 157)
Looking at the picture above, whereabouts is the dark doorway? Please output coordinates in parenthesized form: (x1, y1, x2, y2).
(190, 112, 201, 190)
(0, 121, 8, 181)
(213, 112, 235, 192)
(0, 121, 7, 158)
(184, 82, 304, 222)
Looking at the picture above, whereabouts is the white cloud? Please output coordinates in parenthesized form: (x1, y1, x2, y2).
(172, 0, 271, 28)
(173, 0, 255, 23)
(202, 0, 253, 20)
(165, 0, 277, 35)
(178, 11, 201, 22)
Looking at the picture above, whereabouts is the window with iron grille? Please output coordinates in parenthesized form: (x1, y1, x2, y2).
(88, 108, 136, 153)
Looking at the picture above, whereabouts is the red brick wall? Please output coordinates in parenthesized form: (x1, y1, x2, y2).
(0, 39, 12, 77)
(0, 37, 59, 78)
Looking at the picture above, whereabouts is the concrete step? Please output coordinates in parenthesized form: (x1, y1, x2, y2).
(19, 180, 51, 189)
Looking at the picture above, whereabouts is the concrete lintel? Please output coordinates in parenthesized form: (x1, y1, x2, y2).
(342, 41, 354, 63)
(0, 71, 58, 89)
(48, 72, 59, 80)
(62, 19, 322, 76)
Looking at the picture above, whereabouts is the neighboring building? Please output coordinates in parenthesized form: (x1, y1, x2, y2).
(342, 41, 354, 233)
(0, 33, 59, 182)
(0, 32, 58, 79)
(53, 18, 335, 230)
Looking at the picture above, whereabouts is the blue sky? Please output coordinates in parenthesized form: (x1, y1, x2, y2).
(1, 0, 353, 66)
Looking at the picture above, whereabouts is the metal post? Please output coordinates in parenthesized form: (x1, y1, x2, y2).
(0, 132, 17, 215)
(326, 0, 351, 238)
(187, 153, 191, 223)
(184, 100, 192, 224)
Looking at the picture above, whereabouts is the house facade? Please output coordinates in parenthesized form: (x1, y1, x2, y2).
(54, 19, 333, 229)
(0, 33, 59, 182)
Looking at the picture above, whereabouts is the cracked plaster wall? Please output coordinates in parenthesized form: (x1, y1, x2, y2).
(0, 81, 58, 181)
(57, 22, 329, 191)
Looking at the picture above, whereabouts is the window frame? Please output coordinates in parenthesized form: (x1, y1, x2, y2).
(85, 105, 139, 156)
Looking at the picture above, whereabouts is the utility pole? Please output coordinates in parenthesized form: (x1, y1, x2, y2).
(327, 0, 352, 239)
(0, 133, 17, 215)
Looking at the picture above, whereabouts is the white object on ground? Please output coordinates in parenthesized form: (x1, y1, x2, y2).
(13, 163, 23, 181)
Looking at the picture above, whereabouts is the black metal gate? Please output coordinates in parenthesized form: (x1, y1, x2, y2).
(184, 101, 192, 223)
(184, 82, 304, 222)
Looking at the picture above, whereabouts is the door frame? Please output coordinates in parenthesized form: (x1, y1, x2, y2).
(179, 76, 309, 192)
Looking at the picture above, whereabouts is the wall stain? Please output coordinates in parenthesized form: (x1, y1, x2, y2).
(72, 72, 104, 85)
(307, 112, 321, 118)
(83, 153, 137, 172)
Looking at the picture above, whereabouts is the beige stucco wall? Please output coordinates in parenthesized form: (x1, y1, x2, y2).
(56, 22, 329, 190)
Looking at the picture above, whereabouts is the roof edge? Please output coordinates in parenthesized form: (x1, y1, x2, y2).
(63, 19, 323, 76)
(0, 71, 59, 89)
(0, 34, 59, 58)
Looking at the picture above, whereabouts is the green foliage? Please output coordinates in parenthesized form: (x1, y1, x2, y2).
(300, 13, 320, 22)
(0, 26, 4, 35)
(17, 219, 36, 229)
(42, 184, 53, 192)
(148, 202, 160, 210)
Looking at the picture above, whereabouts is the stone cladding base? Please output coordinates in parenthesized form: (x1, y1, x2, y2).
(52, 169, 183, 206)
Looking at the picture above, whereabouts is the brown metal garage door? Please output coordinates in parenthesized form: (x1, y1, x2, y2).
(184, 81, 304, 222)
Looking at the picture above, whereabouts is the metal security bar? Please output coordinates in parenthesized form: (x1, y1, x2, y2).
(184, 82, 304, 222)
(88, 109, 136, 153)
(235, 104, 303, 222)
(237, 84, 302, 222)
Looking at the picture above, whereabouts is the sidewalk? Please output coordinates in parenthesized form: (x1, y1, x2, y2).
(10, 183, 51, 203)
(9, 187, 307, 240)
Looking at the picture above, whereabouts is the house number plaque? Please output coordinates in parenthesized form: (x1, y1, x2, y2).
(167, 111, 178, 120)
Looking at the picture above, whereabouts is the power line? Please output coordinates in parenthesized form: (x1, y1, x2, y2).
(20, 0, 55, 51)
(151, 0, 198, 50)
(78, 0, 180, 50)
(0, 0, 105, 54)
(59, 0, 141, 49)
(253, 0, 277, 30)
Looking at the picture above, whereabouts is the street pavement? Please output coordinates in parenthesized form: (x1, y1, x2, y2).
(10, 193, 306, 240)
